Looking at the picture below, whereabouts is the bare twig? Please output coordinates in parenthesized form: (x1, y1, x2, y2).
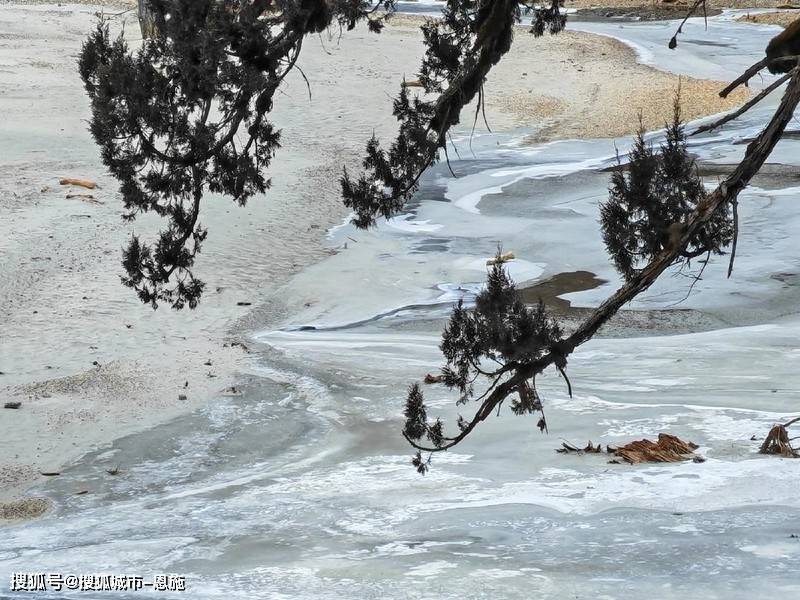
(719, 57, 769, 98)
(727, 197, 739, 278)
(693, 72, 791, 136)
(669, 0, 707, 50)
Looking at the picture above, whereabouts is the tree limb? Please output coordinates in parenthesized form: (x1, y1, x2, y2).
(719, 57, 769, 98)
(692, 72, 791, 136)
(410, 69, 800, 454)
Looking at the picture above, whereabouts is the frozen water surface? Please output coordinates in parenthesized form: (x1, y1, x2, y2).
(3, 11, 800, 600)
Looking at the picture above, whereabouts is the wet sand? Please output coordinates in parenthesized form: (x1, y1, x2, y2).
(519, 270, 607, 311)
(737, 9, 800, 26)
(573, 5, 723, 21)
(519, 270, 733, 338)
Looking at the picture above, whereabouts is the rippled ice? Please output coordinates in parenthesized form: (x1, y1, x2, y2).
(3, 12, 800, 600)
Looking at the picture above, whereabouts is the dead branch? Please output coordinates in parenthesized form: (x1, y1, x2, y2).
(59, 177, 97, 189)
(760, 417, 800, 457)
(556, 440, 602, 454)
(720, 54, 800, 99)
(486, 251, 515, 266)
(66, 193, 103, 204)
(693, 72, 792, 136)
(669, 0, 707, 50)
(719, 58, 769, 98)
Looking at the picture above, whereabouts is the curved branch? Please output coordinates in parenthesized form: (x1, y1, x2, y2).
(414, 69, 800, 455)
(692, 72, 791, 136)
(719, 57, 769, 98)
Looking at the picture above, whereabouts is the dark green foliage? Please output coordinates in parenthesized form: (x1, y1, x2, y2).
(403, 383, 428, 441)
(402, 106, 744, 472)
(341, 0, 567, 228)
(80, 0, 392, 309)
(402, 257, 565, 464)
(528, 0, 567, 37)
(82, 0, 562, 307)
(600, 104, 733, 280)
(411, 450, 431, 474)
(439, 264, 562, 401)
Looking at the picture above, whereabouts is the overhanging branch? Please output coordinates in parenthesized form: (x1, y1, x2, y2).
(410, 69, 800, 455)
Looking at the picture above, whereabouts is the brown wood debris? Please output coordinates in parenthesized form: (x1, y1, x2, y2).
(609, 434, 702, 464)
(424, 373, 444, 384)
(60, 177, 96, 189)
(759, 417, 800, 457)
(66, 193, 103, 204)
(486, 251, 515, 266)
(556, 433, 703, 464)
(556, 440, 602, 454)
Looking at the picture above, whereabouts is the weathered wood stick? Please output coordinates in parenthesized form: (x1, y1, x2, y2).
(59, 177, 97, 189)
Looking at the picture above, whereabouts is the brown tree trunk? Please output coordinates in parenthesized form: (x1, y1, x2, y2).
(138, 0, 158, 39)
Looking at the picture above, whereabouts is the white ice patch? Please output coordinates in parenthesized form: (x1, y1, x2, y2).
(740, 542, 800, 559)
(452, 255, 546, 284)
(406, 560, 457, 578)
(386, 214, 444, 232)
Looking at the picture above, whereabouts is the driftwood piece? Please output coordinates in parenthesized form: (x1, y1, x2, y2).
(486, 251, 515, 266)
(59, 178, 96, 189)
(610, 433, 701, 464)
(424, 373, 444, 384)
(66, 193, 103, 204)
(556, 440, 602, 454)
(759, 417, 800, 457)
(556, 434, 701, 463)
(3, 402, 21, 409)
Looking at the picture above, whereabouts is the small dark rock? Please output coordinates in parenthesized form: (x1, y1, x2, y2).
(178, 394, 188, 401)
(236, 301, 252, 306)
(4, 402, 22, 410)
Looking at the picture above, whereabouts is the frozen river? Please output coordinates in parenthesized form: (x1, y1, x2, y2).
(2, 9, 800, 600)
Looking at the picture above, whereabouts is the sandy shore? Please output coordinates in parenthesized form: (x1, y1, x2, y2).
(737, 9, 800, 26)
(0, 4, 758, 523)
(477, 27, 750, 141)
